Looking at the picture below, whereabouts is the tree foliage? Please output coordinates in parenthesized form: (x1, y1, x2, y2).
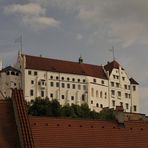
(27, 97, 115, 120)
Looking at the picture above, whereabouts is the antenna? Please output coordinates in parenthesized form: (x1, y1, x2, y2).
(109, 46, 115, 61)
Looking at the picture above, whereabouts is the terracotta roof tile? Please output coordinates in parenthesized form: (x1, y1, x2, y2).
(30, 117, 148, 148)
(24, 54, 108, 79)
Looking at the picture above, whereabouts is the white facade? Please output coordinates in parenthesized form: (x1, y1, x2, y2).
(0, 53, 139, 113)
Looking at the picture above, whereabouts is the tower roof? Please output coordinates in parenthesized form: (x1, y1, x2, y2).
(104, 60, 123, 75)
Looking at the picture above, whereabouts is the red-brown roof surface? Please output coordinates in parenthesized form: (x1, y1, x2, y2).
(30, 117, 148, 148)
(24, 54, 108, 79)
(104, 60, 122, 75)
(2, 88, 147, 148)
(0, 100, 20, 148)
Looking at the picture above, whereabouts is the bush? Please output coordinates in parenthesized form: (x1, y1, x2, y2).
(27, 98, 115, 120)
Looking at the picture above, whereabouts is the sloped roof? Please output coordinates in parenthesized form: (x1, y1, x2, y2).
(0, 100, 20, 148)
(0, 89, 148, 147)
(1, 66, 20, 73)
(130, 78, 139, 85)
(24, 54, 108, 79)
(30, 117, 148, 148)
(104, 60, 122, 74)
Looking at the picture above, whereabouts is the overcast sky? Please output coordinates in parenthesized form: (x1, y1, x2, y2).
(0, 0, 148, 114)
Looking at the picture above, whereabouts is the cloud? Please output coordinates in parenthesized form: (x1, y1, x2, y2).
(3, 3, 60, 30)
(4, 3, 45, 16)
(22, 16, 60, 30)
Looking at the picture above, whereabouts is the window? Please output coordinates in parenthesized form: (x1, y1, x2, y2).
(82, 95, 85, 101)
(61, 83, 65, 88)
(120, 102, 123, 106)
(133, 105, 137, 111)
(91, 100, 93, 104)
(34, 71, 37, 76)
(100, 104, 103, 108)
(111, 82, 114, 87)
(72, 78, 75, 82)
(101, 80, 104, 85)
(78, 85, 81, 90)
(104, 92, 107, 99)
(67, 83, 70, 88)
(30, 89, 34, 96)
(28, 71, 31, 75)
(122, 77, 125, 81)
(62, 95, 65, 99)
(124, 85, 127, 89)
(112, 100, 115, 107)
(50, 93, 53, 98)
(31, 80, 34, 84)
(61, 77, 64, 80)
(71, 96, 74, 101)
(50, 82, 54, 87)
(56, 82, 59, 87)
(6, 72, 10, 75)
(125, 93, 128, 98)
(41, 91, 44, 97)
(128, 85, 130, 90)
(113, 75, 116, 79)
(78, 79, 80, 82)
(83, 79, 86, 83)
(11, 72, 15, 75)
(133, 86, 136, 91)
(93, 79, 96, 83)
(116, 83, 119, 88)
(72, 84, 75, 89)
(50, 76, 53, 79)
(96, 103, 99, 107)
(56, 76, 59, 80)
(118, 91, 121, 97)
(67, 77, 70, 81)
(126, 103, 129, 109)
(111, 90, 115, 96)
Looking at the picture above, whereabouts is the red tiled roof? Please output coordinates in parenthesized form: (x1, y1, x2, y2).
(130, 77, 139, 85)
(0, 100, 20, 148)
(30, 117, 148, 148)
(24, 54, 108, 79)
(12, 89, 35, 148)
(104, 60, 122, 74)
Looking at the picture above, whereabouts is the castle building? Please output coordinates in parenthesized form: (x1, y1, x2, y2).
(0, 53, 139, 113)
